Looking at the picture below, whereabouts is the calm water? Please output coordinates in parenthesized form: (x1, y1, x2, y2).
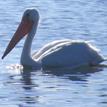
(0, 0, 107, 107)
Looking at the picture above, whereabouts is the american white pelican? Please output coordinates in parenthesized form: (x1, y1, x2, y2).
(2, 9, 104, 69)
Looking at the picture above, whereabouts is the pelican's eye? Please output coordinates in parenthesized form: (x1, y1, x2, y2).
(26, 13, 30, 19)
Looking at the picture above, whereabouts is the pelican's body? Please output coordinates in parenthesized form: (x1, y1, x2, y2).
(34, 40, 104, 69)
(2, 9, 104, 70)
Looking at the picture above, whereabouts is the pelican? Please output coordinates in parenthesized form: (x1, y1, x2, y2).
(2, 9, 104, 69)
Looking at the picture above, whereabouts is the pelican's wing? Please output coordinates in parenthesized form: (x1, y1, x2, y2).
(32, 39, 71, 59)
(39, 41, 104, 68)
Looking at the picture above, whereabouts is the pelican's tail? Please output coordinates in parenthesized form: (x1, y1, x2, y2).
(99, 57, 107, 67)
(103, 57, 107, 61)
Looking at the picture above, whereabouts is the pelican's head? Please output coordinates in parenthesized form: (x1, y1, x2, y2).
(2, 9, 39, 59)
(23, 9, 39, 24)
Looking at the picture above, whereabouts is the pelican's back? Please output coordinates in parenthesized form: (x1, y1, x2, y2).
(39, 41, 104, 69)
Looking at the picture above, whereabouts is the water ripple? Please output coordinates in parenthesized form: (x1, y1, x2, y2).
(0, 0, 107, 107)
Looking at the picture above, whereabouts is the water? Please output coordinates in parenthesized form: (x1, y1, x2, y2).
(0, 0, 107, 107)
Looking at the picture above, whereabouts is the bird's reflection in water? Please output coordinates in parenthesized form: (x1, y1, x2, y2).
(21, 69, 34, 90)
(42, 65, 104, 81)
(19, 68, 39, 107)
(19, 65, 104, 107)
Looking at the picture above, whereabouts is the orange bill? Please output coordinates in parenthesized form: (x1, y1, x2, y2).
(2, 17, 33, 59)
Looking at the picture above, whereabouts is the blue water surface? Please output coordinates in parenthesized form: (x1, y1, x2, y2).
(0, 0, 107, 107)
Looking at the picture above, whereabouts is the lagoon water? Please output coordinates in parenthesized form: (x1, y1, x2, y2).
(0, 0, 107, 107)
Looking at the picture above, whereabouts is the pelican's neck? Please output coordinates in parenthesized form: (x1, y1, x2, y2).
(21, 21, 41, 68)
(22, 24, 36, 56)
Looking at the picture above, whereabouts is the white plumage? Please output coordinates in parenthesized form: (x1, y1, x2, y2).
(2, 9, 104, 70)
(33, 40, 104, 69)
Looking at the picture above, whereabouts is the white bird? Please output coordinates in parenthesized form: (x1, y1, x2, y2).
(2, 9, 104, 69)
